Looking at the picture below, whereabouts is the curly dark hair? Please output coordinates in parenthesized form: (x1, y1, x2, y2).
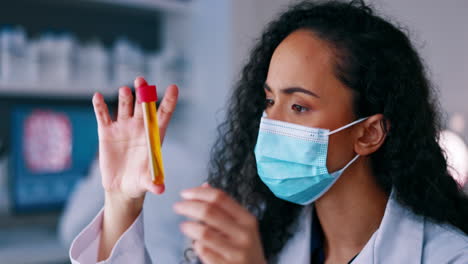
(206, 0, 468, 262)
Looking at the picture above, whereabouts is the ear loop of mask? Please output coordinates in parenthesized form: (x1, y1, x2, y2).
(335, 154, 360, 174)
(327, 117, 369, 136)
(326, 117, 369, 175)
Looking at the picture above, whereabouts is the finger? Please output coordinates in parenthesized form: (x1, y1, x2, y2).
(181, 221, 238, 262)
(92, 92, 112, 127)
(117, 86, 134, 121)
(133, 77, 147, 119)
(157, 84, 179, 141)
(145, 182, 165, 195)
(134, 76, 147, 89)
(193, 238, 226, 264)
(142, 173, 165, 195)
(181, 186, 255, 226)
(173, 200, 241, 237)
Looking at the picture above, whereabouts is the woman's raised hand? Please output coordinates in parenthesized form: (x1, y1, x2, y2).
(93, 77, 178, 200)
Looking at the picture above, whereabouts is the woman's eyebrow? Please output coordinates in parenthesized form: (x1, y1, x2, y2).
(264, 83, 320, 98)
(263, 83, 272, 92)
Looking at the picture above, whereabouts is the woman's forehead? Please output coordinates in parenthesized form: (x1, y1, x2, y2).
(266, 30, 342, 97)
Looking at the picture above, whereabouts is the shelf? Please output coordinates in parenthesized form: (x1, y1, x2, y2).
(86, 0, 192, 14)
(0, 83, 117, 101)
(0, 83, 191, 103)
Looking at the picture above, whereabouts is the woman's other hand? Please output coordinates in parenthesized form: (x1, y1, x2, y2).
(174, 184, 267, 264)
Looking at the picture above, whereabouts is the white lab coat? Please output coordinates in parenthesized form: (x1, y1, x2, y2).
(69, 191, 468, 264)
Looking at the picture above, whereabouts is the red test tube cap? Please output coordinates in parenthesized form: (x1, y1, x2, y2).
(137, 85, 158, 103)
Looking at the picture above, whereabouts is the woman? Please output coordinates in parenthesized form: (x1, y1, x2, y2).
(70, 1, 468, 263)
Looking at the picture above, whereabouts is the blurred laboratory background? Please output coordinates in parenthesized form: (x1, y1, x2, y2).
(0, 0, 467, 263)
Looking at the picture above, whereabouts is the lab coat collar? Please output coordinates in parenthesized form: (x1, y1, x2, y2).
(354, 192, 424, 263)
(277, 191, 425, 264)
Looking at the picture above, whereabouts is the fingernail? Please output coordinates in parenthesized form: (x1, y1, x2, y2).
(173, 202, 182, 212)
(92, 92, 101, 102)
(180, 190, 191, 199)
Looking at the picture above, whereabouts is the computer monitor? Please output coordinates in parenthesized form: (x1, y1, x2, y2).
(5, 97, 103, 213)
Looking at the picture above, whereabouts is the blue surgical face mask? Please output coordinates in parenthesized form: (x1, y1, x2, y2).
(254, 114, 368, 205)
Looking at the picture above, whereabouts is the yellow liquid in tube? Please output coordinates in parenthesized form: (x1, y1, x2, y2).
(142, 101, 165, 185)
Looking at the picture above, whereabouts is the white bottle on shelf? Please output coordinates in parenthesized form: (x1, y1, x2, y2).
(54, 32, 75, 87)
(145, 52, 163, 90)
(146, 47, 190, 98)
(165, 47, 189, 89)
(75, 40, 109, 92)
(88, 41, 109, 91)
(26, 39, 40, 86)
(112, 37, 145, 88)
(0, 26, 29, 87)
(38, 32, 75, 89)
(38, 32, 56, 87)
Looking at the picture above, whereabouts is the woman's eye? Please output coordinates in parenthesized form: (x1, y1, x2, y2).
(266, 98, 275, 107)
(291, 104, 309, 113)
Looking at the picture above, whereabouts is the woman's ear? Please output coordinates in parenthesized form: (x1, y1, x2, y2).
(354, 114, 389, 156)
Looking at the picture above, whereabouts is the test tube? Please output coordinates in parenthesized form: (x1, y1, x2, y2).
(137, 84, 165, 185)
